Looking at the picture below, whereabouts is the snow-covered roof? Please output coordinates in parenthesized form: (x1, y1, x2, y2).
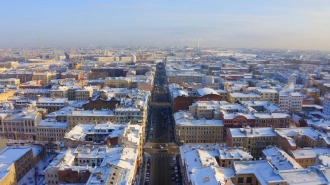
(288, 148, 330, 159)
(262, 147, 302, 170)
(228, 127, 276, 138)
(234, 160, 285, 185)
(196, 88, 218, 96)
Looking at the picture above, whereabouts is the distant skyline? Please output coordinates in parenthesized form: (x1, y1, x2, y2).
(1, 0, 330, 51)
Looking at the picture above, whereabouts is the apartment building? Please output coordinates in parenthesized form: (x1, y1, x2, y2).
(46, 127, 141, 185)
(262, 147, 303, 170)
(228, 93, 261, 103)
(305, 88, 320, 103)
(16, 89, 50, 98)
(66, 109, 115, 129)
(32, 71, 57, 86)
(288, 148, 330, 168)
(174, 111, 224, 144)
(226, 127, 277, 158)
(0, 109, 42, 140)
(218, 146, 253, 167)
(0, 78, 20, 86)
(278, 91, 303, 113)
(74, 86, 93, 100)
(0, 147, 38, 182)
(36, 118, 67, 142)
(188, 101, 228, 119)
(35, 97, 69, 113)
(50, 86, 68, 98)
(63, 122, 125, 147)
(104, 77, 132, 88)
(323, 94, 330, 115)
(167, 71, 203, 84)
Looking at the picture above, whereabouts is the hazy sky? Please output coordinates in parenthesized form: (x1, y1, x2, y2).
(1, 0, 330, 50)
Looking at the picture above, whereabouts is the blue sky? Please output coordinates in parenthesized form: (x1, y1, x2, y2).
(1, 0, 330, 50)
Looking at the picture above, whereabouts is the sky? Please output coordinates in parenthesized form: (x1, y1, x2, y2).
(0, 0, 330, 50)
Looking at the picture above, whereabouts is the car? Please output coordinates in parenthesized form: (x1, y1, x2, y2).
(165, 144, 168, 147)
(172, 177, 175, 181)
(175, 166, 178, 170)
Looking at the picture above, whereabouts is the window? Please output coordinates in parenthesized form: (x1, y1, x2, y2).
(238, 177, 244, 184)
(247, 177, 252, 183)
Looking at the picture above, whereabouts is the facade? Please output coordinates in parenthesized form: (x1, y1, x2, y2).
(32, 71, 57, 86)
(323, 94, 330, 115)
(229, 93, 261, 103)
(66, 109, 115, 129)
(104, 77, 132, 88)
(16, 89, 50, 98)
(226, 127, 277, 158)
(35, 97, 69, 113)
(0, 110, 42, 141)
(174, 111, 224, 144)
(0, 78, 20, 86)
(74, 86, 93, 100)
(36, 118, 67, 142)
(278, 91, 303, 113)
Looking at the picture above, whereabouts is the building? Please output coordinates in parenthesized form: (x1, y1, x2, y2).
(0, 109, 42, 141)
(287, 148, 330, 168)
(179, 144, 235, 185)
(0, 78, 20, 86)
(45, 124, 142, 185)
(35, 96, 69, 113)
(0, 70, 33, 83)
(66, 109, 115, 129)
(167, 71, 203, 84)
(63, 122, 125, 147)
(323, 94, 330, 115)
(305, 88, 320, 104)
(262, 146, 303, 170)
(174, 111, 224, 144)
(0, 147, 39, 182)
(188, 101, 228, 119)
(18, 80, 42, 89)
(36, 118, 67, 142)
(229, 93, 261, 103)
(74, 86, 93, 100)
(32, 71, 57, 86)
(278, 91, 303, 113)
(226, 127, 277, 158)
(0, 163, 16, 185)
(16, 89, 50, 98)
(169, 85, 226, 113)
(104, 77, 132, 88)
(61, 70, 84, 80)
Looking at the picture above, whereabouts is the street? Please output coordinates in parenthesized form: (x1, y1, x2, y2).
(140, 61, 182, 185)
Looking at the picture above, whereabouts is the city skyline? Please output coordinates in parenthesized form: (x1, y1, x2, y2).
(1, 0, 330, 51)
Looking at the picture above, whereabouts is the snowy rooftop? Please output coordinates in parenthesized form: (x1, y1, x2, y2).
(279, 166, 330, 185)
(196, 88, 219, 96)
(36, 97, 68, 104)
(64, 122, 126, 141)
(37, 118, 68, 128)
(228, 126, 276, 138)
(218, 147, 253, 160)
(0, 147, 32, 163)
(241, 100, 281, 112)
(68, 109, 115, 117)
(230, 92, 261, 98)
(190, 166, 235, 185)
(289, 148, 330, 159)
(0, 163, 13, 181)
(233, 160, 285, 185)
(262, 147, 302, 170)
(174, 111, 224, 126)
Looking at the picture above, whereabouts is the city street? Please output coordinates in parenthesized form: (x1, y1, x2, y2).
(140, 62, 182, 185)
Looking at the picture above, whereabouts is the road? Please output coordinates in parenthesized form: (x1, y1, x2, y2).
(140, 61, 182, 185)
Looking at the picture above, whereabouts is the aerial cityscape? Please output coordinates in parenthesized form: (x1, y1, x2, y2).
(1, 1, 330, 185)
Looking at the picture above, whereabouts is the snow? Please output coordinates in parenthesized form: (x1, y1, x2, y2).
(0, 147, 31, 163)
(289, 148, 330, 159)
(279, 167, 329, 185)
(262, 147, 302, 170)
(234, 160, 284, 185)
(228, 127, 276, 138)
(196, 88, 218, 96)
